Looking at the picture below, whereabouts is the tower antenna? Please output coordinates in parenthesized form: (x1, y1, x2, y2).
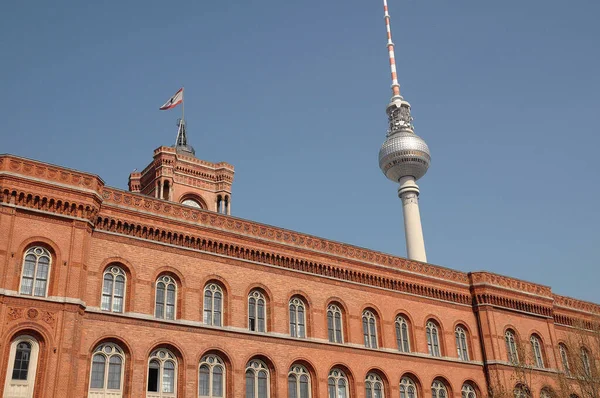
(383, 0, 401, 98)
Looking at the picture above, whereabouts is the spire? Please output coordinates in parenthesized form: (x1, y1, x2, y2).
(174, 118, 196, 156)
(383, 0, 401, 98)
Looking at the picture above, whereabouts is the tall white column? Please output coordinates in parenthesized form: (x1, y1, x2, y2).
(398, 176, 427, 262)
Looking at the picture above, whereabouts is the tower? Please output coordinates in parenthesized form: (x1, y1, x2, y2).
(128, 119, 234, 214)
(378, 0, 431, 262)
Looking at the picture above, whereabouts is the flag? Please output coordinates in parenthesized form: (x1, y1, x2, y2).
(159, 88, 183, 110)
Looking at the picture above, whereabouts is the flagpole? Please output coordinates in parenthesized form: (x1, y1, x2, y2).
(182, 87, 185, 123)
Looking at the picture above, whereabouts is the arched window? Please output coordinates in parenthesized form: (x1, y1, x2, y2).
(248, 290, 266, 332)
(198, 354, 225, 398)
(101, 266, 126, 313)
(505, 330, 519, 364)
(431, 380, 447, 398)
(182, 198, 201, 208)
(513, 384, 530, 398)
(3, 336, 40, 398)
(203, 284, 223, 326)
(327, 304, 343, 343)
(461, 383, 476, 398)
(426, 321, 441, 357)
(455, 326, 469, 361)
(19, 246, 51, 297)
(289, 298, 306, 338)
(155, 276, 177, 320)
(580, 347, 592, 377)
(395, 316, 410, 353)
(399, 377, 417, 398)
(288, 364, 310, 398)
(245, 360, 269, 398)
(327, 369, 349, 398)
(365, 373, 384, 398)
(362, 310, 378, 349)
(559, 344, 570, 375)
(530, 335, 544, 368)
(540, 388, 553, 398)
(88, 343, 125, 397)
(147, 348, 177, 397)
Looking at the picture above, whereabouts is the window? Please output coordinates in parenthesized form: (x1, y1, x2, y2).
(3, 336, 40, 398)
(455, 326, 469, 361)
(19, 246, 51, 297)
(505, 330, 519, 364)
(289, 298, 306, 338)
(580, 347, 591, 377)
(248, 291, 266, 332)
(203, 284, 223, 326)
(540, 388, 553, 398)
(327, 305, 343, 343)
(199, 354, 224, 398)
(327, 369, 349, 398)
(399, 377, 417, 398)
(513, 384, 530, 398)
(365, 373, 384, 398)
(559, 344, 570, 375)
(530, 335, 544, 368)
(461, 383, 476, 398)
(101, 266, 126, 313)
(155, 276, 177, 320)
(245, 360, 269, 398)
(89, 343, 125, 397)
(426, 321, 441, 357)
(395, 316, 410, 353)
(147, 348, 177, 397)
(431, 380, 447, 398)
(362, 310, 377, 348)
(288, 364, 310, 398)
(182, 198, 201, 208)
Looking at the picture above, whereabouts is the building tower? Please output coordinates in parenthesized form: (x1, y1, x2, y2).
(378, 0, 431, 262)
(128, 119, 234, 214)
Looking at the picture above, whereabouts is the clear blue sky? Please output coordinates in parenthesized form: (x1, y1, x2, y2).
(1, 1, 599, 302)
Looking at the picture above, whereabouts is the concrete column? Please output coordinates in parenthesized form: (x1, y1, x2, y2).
(155, 181, 160, 199)
(226, 198, 231, 215)
(159, 180, 164, 200)
(398, 176, 427, 262)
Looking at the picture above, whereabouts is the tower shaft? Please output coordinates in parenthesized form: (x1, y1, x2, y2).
(398, 176, 426, 262)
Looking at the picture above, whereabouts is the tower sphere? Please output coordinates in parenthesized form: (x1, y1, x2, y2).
(378, 98, 430, 182)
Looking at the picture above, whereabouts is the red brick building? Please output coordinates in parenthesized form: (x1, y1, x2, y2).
(0, 146, 598, 398)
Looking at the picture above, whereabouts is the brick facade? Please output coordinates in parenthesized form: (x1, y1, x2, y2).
(0, 153, 598, 398)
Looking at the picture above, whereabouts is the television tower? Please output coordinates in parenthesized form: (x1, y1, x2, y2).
(378, 0, 431, 262)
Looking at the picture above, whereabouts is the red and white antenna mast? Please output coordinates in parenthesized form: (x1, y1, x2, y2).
(383, 0, 401, 98)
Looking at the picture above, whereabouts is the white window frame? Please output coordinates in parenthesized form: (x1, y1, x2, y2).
(559, 344, 570, 375)
(505, 330, 519, 364)
(399, 377, 417, 398)
(287, 364, 311, 398)
(203, 284, 223, 326)
(362, 310, 378, 349)
(530, 335, 544, 368)
(245, 359, 270, 398)
(461, 383, 476, 398)
(155, 276, 177, 320)
(3, 335, 40, 398)
(19, 246, 51, 298)
(365, 372, 384, 398)
(101, 266, 126, 313)
(431, 380, 448, 398)
(289, 298, 306, 338)
(326, 305, 343, 343)
(248, 290, 267, 332)
(327, 369, 349, 398)
(88, 343, 125, 397)
(426, 321, 441, 357)
(455, 326, 469, 361)
(198, 354, 225, 398)
(395, 316, 410, 353)
(147, 348, 177, 398)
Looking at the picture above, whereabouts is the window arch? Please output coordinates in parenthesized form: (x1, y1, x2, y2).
(455, 326, 469, 361)
(365, 373, 384, 398)
(147, 348, 177, 397)
(530, 335, 544, 368)
(362, 310, 378, 349)
(559, 343, 570, 375)
(288, 364, 311, 398)
(3, 335, 40, 398)
(101, 266, 126, 313)
(19, 246, 51, 297)
(505, 330, 519, 364)
(199, 354, 225, 398)
(203, 283, 223, 326)
(245, 359, 270, 398)
(395, 316, 410, 353)
(327, 304, 343, 343)
(399, 377, 417, 398)
(426, 321, 441, 357)
(431, 380, 448, 398)
(289, 298, 306, 338)
(89, 343, 125, 397)
(155, 275, 177, 320)
(327, 368, 349, 398)
(513, 383, 530, 398)
(461, 383, 476, 398)
(580, 347, 592, 377)
(248, 290, 267, 332)
(540, 388, 553, 398)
